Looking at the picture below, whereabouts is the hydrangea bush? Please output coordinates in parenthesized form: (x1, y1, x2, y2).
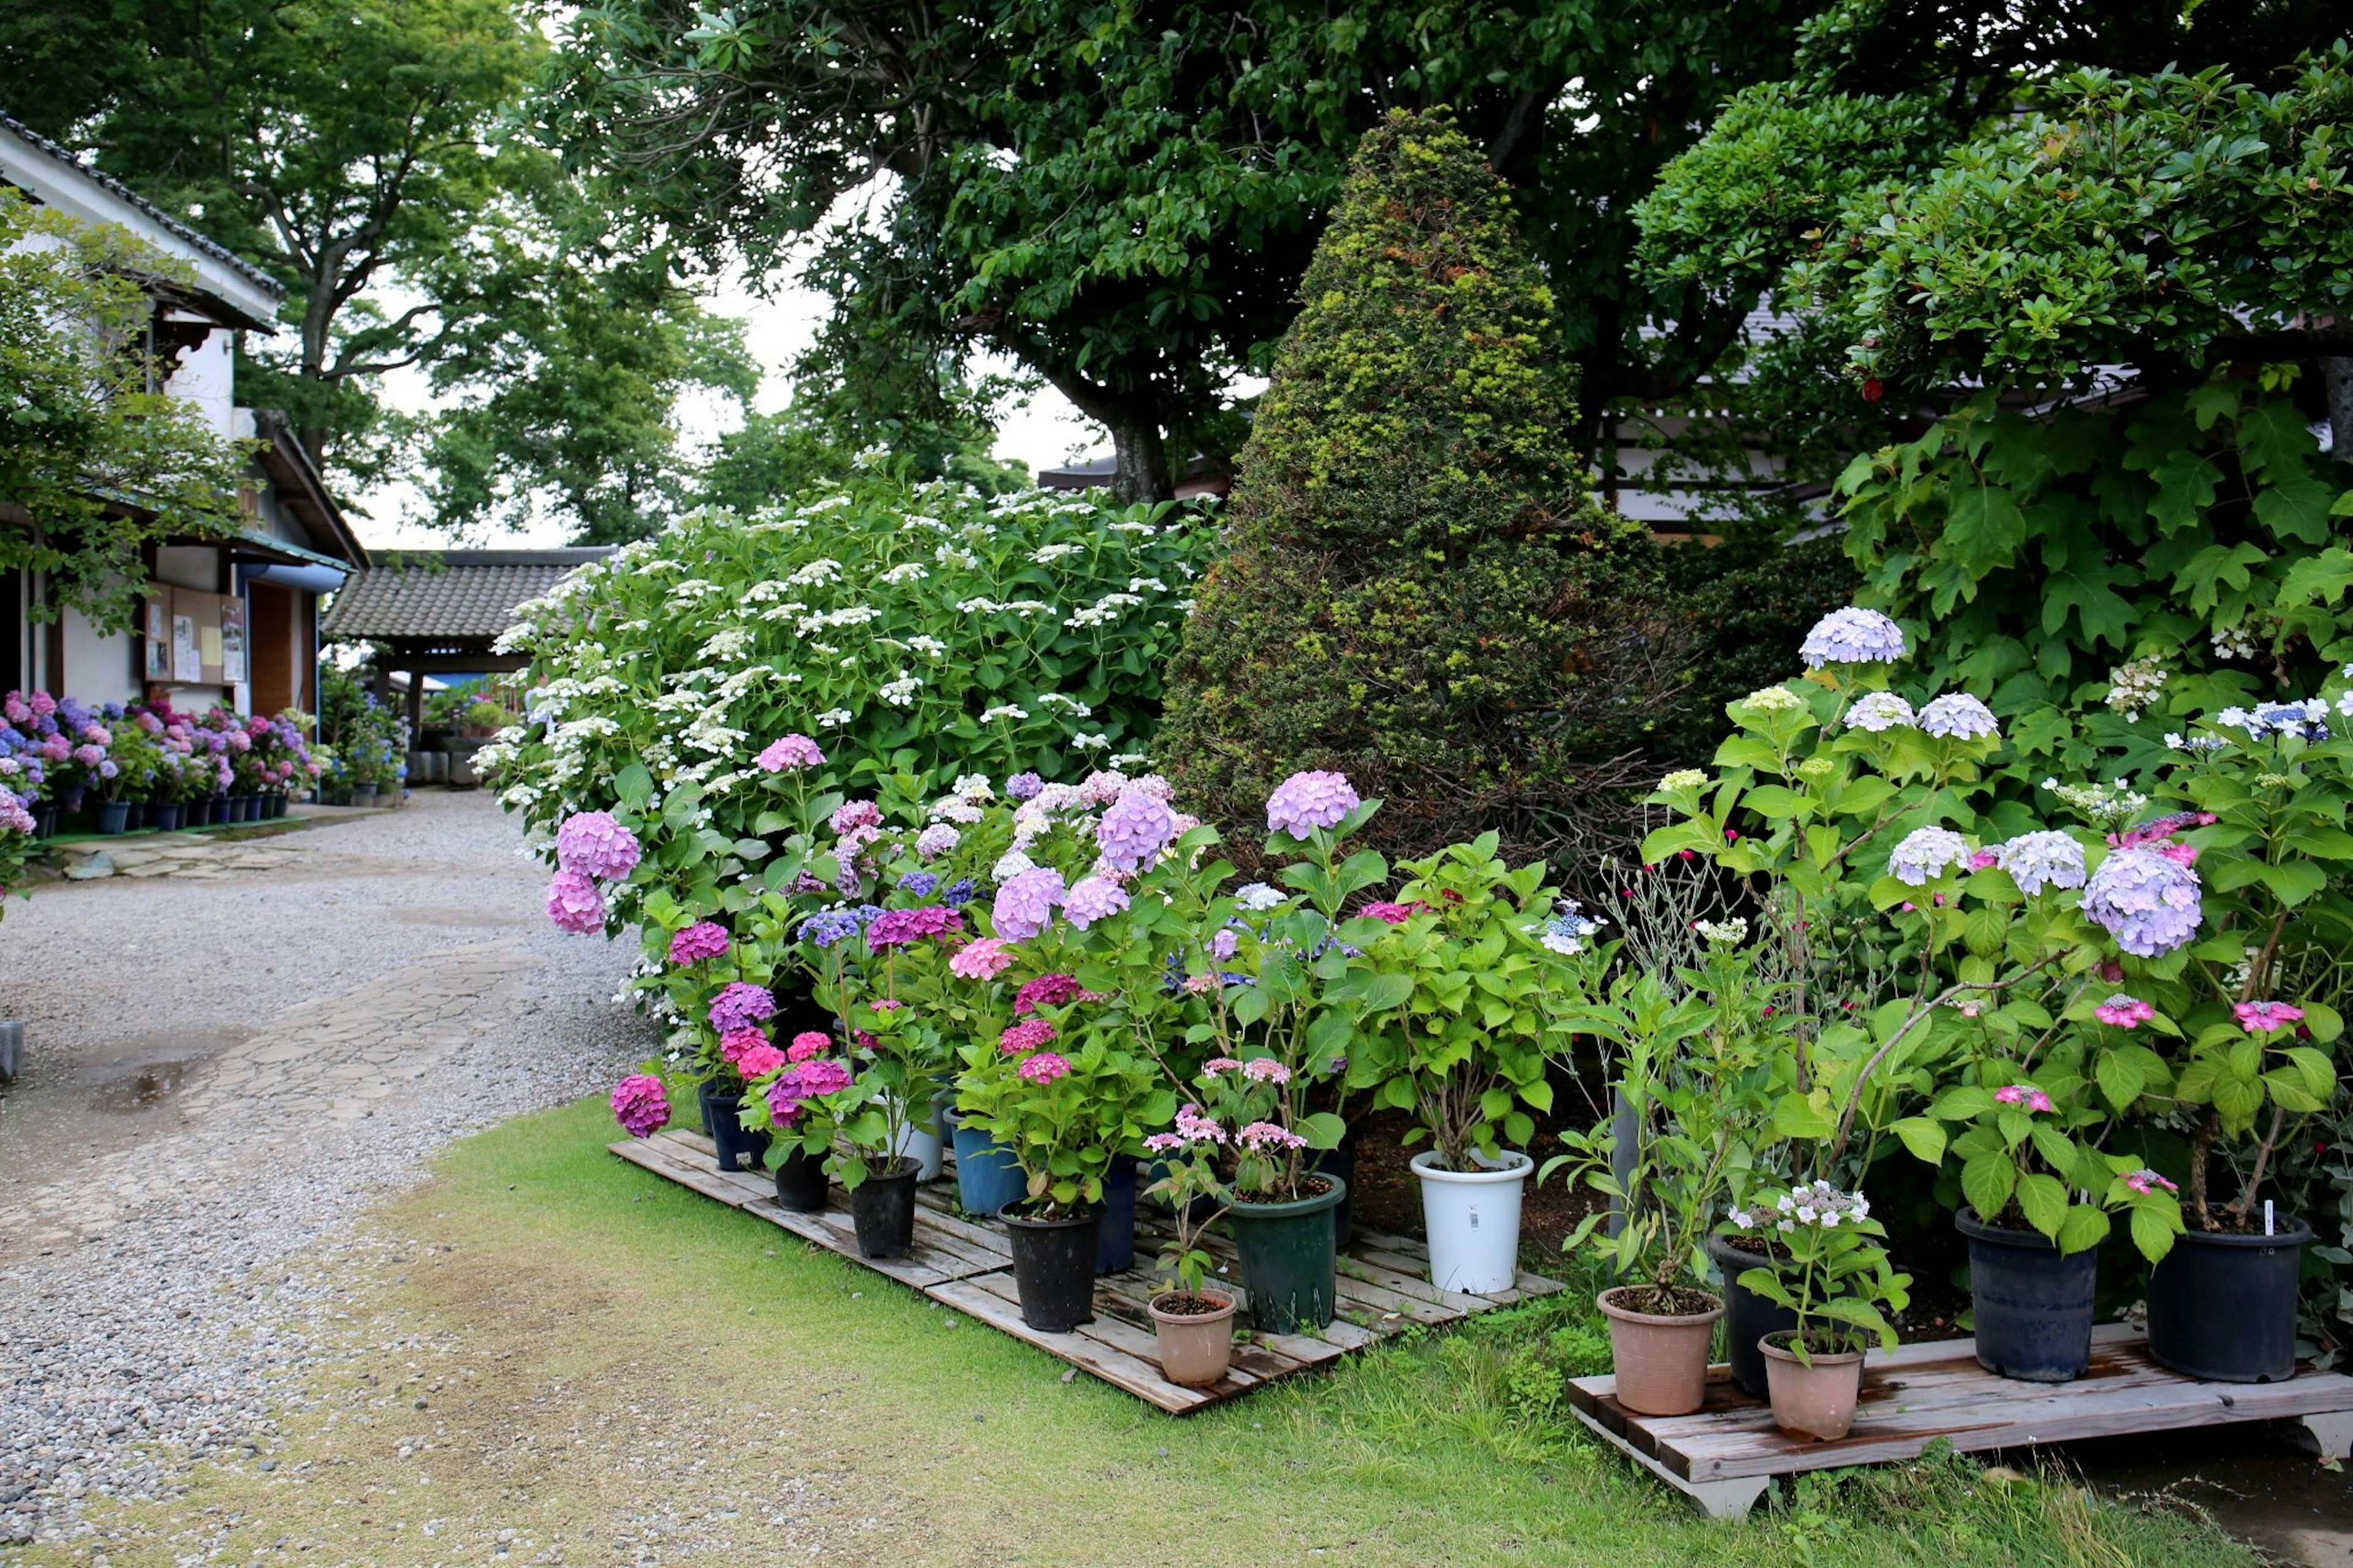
(481, 477, 1211, 933)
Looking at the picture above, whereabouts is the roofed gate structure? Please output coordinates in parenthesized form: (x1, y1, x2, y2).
(319, 548, 611, 735)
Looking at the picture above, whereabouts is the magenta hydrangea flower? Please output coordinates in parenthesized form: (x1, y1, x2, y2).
(735, 1043, 787, 1079)
(1017, 1051, 1072, 1085)
(756, 733, 825, 772)
(547, 869, 606, 933)
(611, 1074, 670, 1138)
(1096, 789, 1179, 871)
(1993, 1083, 2056, 1113)
(719, 1026, 768, 1067)
(830, 799, 882, 835)
(795, 1058, 854, 1097)
(867, 905, 966, 949)
(1266, 770, 1360, 839)
(2235, 999, 2306, 1034)
(950, 937, 1017, 981)
(2094, 994, 2157, 1029)
(1014, 973, 1086, 1015)
(992, 866, 1066, 941)
(1363, 900, 1430, 925)
(2083, 847, 2202, 958)
(788, 1031, 832, 1062)
(2124, 1168, 2179, 1195)
(669, 921, 730, 965)
(1061, 874, 1131, 930)
(708, 982, 778, 1035)
(555, 811, 642, 880)
(999, 1019, 1058, 1056)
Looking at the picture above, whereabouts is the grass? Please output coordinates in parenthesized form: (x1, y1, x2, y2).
(41, 1098, 2265, 1566)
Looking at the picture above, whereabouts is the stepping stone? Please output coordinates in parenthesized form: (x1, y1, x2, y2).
(62, 854, 115, 880)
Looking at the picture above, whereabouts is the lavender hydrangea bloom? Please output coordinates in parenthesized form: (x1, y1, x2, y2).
(1265, 770, 1360, 839)
(1096, 789, 1179, 871)
(546, 869, 606, 933)
(1918, 693, 2001, 740)
(1890, 826, 1972, 886)
(1994, 830, 2087, 896)
(2083, 847, 2203, 957)
(708, 982, 778, 1035)
(555, 810, 642, 880)
(1846, 692, 1916, 733)
(896, 871, 941, 898)
(1062, 874, 1131, 930)
(1800, 607, 1908, 668)
(993, 866, 1067, 941)
(1234, 882, 1284, 912)
(941, 877, 977, 906)
(1006, 771, 1045, 801)
(915, 822, 961, 859)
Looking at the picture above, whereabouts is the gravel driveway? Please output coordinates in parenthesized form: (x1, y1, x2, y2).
(0, 790, 656, 1548)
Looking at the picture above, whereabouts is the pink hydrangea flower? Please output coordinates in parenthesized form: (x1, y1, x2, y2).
(2235, 999, 2306, 1034)
(719, 1026, 768, 1067)
(1175, 1103, 1226, 1143)
(830, 799, 882, 835)
(1237, 1121, 1305, 1151)
(1993, 1083, 2056, 1113)
(1265, 770, 1360, 840)
(1202, 1057, 1242, 1075)
(756, 733, 825, 772)
(949, 937, 1017, 981)
(867, 905, 965, 949)
(611, 1074, 670, 1138)
(1061, 874, 1131, 930)
(1363, 900, 1431, 925)
(1143, 1132, 1185, 1154)
(1016, 1051, 1072, 1085)
(2124, 1168, 2179, 1195)
(556, 811, 642, 880)
(1014, 974, 1086, 1015)
(735, 1043, 787, 1079)
(795, 1058, 854, 1097)
(547, 869, 606, 933)
(788, 1031, 832, 1062)
(1240, 1058, 1292, 1084)
(669, 921, 730, 965)
(999, 1019, 1058, 1056)
(2094, 994, 2156, 1029)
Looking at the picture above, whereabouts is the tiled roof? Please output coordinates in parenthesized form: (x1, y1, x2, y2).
(320, 549, 612, 642)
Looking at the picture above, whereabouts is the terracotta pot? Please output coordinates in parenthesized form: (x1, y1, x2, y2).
(1759, 1332, 1866, 1441)
(1596, 1286, 1724, 1416)
(1148, 1289, 1238, 1387)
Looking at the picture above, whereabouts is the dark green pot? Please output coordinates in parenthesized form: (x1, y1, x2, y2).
(1226, 1175, 1346, 1333)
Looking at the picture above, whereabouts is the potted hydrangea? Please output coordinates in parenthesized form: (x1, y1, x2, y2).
(1142, 1130, 1238, 1386)
(1727, 1182, 1909, 1441)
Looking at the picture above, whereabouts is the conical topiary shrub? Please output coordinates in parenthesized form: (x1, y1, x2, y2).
(1156, 108, 1665, 868)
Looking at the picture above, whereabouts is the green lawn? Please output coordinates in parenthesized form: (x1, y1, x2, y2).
(50, 1099, 2260, 1566)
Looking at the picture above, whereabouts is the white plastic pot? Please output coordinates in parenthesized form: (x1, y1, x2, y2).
(1411, 1149, 1532, 1294)
(890, 1099, 944, 1181)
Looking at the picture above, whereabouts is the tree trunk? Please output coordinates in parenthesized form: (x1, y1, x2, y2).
(2324, 357, 2353, 464)
(1107, 410, 1174, 505)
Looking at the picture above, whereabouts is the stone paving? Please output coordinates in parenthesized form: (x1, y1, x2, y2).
(43, 807, 383, 882)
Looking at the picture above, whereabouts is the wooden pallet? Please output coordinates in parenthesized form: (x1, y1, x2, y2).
(610, 1126, 1564, 1412)
(1567, 1321, 2353, 1520)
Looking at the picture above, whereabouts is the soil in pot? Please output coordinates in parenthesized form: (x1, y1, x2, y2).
(1596, 1284, 1726, 1417)
(1957, 1206, 2097, 1382)
(771, 1144, 828, 1211)
(1710, 1234, 1800, 1399)
(1004, 1203, 1102, 1331)
(1759, 1331, 1866, 1441)
(851, 1157, 920, 1259)
(1149, 1289, 1238, 1387)
(2146, 1218, 2313, 1382)
(1227, 1175, 1344, 1334)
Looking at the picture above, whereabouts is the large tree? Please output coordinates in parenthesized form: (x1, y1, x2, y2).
(0, 0, 752, 539)
(548, 1, 1809, 502)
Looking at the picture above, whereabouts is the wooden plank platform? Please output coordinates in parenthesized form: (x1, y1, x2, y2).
(610, 1126, 1564, 1413)
(1567, 1320, 2353, 1520)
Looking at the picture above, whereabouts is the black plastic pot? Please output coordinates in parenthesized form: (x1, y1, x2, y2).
(1957, 1206, 2097, 1382)
(851, 1158, 920, 1259)
(771, 1144, 828, 1212)
(1710, 1235, 1800, 1398)
(1096, 1157, 1137, 1275)
(696, 1079, 770, 1173)
(150, 802, 183, 831)
(1309, 1126, 1359, 1249)
(1006, 1205, 1102, 1330)
(96, 801, 129, 835)
(2146, 1218, 2312, 1383)
(33, 807, 56, 839)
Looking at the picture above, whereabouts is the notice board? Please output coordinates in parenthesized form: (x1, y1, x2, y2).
(142, 585, 242, 687)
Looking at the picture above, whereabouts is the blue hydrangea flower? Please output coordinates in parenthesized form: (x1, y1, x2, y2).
(1890, 826, 1972, 886)
(1993, 830, 2086, 896)
(2083, 847, 2202, 957)
(1918, 693, 1999, 740)
(1800, 608, 1908, 668)
(941, 877, 977, 906)
(1846, 692, 1915, 733)
(896, 871, 940, 898)
(801, 910, 865, 949)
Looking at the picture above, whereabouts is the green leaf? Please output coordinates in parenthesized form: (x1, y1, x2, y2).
(615, 761, 654, 812)
(1946, 480, 2026, 573)
(2015, 1172, 2067, 1238)
(1889, 1116, 1947, 1165)
(2055, 1205, 2109, 1257)
(1353, 972, 1414, 1013)
(1960, 1149, 2015, 1221)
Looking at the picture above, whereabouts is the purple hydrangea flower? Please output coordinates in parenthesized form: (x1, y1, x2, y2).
(547, 869, 607, 933)
(1006, 771, 1045, 801)
(915, 822, 961, 859)
(992, 866, 1067, 941)
(669, 920, 730, 965)
(1918, 693, 2000, 741)
(1890, 826, 1972, 886)
(1062, 875, 1131, 931)
(2083, 847, 2203, 958)
(898, 871, 941, 898)
(611, 1074, 670, 1138)
(867, 905, 964, 949)
(1096, 789, 1179, 871)
(756, 733, 825, 771)
(708, 982, 778, 1035)
(941, 877, 977, 906)
(1993, 830, 2086, 896)
(555, 811, 642, 880)
(1801, 607, 1908, 667)
(1265, 770, 1360, 839)
(801, 909, 865, 949)
(1846, 692, 1916, 733)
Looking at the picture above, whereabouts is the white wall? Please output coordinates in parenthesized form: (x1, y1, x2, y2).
(164, 324, 235, 438)
(58, 607, 137, 708)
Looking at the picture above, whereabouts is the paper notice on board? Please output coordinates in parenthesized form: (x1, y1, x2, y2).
(172, 616, 200, 683)
(200, 626, 223, 667)
(219, 602, 247, 684)
(144, 599, 170, 679)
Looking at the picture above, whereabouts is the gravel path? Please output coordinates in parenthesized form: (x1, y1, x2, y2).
(0, 791, 657, 1548)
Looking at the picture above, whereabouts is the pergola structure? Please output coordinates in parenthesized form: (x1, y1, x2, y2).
(319, 548, 610, 734)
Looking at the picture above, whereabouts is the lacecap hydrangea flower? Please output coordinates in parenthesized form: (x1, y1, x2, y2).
(1918, 692, 2000, 741)
(2094, 994, 2157, 1028)
(993, 866, 1067, 941)
(1846, 691, 1915, 733)
(1800, 607, 1907, 668)
(547, 869, 606, 933)
(1890, 825, 1972, 886)
(555, 811, 642, 881)
(1993, 830, 2086, 896)
(1265, 770, 1359, 839)
(2082, 847, 2202, 958)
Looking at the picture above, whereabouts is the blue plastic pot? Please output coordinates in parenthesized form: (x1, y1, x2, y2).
(1958, 1206, 2097, 1382)
(1097, 1156, 1137, 1274)
(946, 1110, 1027, 1216)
